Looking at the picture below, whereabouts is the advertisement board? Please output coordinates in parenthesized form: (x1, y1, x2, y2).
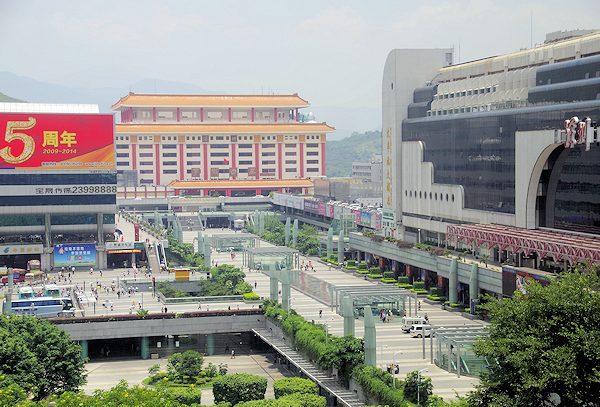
(0, 244, 44, 256)
(304, 199, 320, 214)
(53, 243, 96, 267)
(372, 212, 382, 230)
(360, 211, 372, 226)
(317, 201, 326, 216)
(501, 265, 553, 297)
(0, 113, 114, 171)
(326, 203, 335, 218)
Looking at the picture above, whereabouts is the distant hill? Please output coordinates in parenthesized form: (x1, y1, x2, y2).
(326, 130, 381, 177)
(0, 91, 23, 102)
(0, 72, 209, 113)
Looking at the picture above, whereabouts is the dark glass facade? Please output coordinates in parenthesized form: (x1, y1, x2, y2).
(0, 195, 115, 207)
(0, 173, 116, 186)
(403, 100, 600, 232)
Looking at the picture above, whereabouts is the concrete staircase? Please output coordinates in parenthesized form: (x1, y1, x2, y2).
(253, 328, 365, 407)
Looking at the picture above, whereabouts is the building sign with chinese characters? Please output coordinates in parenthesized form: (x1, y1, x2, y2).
(0, 185, 117, 196)
(0, 113, 114, 171)
(0, 244, 44, 256)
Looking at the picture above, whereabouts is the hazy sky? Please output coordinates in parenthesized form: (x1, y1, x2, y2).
(1, 0, 599, 136)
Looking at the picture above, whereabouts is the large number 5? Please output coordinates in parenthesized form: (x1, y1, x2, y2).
(0, 117, 36, 164)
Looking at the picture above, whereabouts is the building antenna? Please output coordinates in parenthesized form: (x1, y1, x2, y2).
(530, 10, 533, 48)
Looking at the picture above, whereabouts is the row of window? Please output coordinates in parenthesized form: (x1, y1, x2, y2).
(434, 86, 497, 100)
(405, 190, 455, 203)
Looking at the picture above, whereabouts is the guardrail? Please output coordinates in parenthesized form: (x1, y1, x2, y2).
(49, 308, 264, 324)
(160, 294, 245, 304)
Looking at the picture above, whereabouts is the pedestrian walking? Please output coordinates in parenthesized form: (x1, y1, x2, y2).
(254, 281, 257, 289)
(319, 309, 322, 318)
(230, 349, 235, 359)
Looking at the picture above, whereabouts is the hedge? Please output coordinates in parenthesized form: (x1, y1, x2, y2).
(428, 287, 441, 296)
(273, 377, 318, 398)
(357, 262, 368, 270)
(356, 270, 370, 275)
(411, 289, 428, 295)
(367, 274, 383, 279)
(427, 295, 444, 302)
(381, 278, 396, 284)
(397, 276, 409, 284)
(236, 393, 326, 407)
(382, 271, 395, 279)
(162, 386, 203, 405)
(352, 364, 410, 407)
(346, 260, 356, 267)
(243, 293, 260, 301)
(369, 267, 381, 274)
(212, 373, 267, 405)
(412, 281, 425, 290)
(396, 283, 412, 289)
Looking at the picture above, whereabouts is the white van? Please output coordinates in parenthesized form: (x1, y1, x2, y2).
(401, 316, 428, 332)
(410, 324, 433, 338)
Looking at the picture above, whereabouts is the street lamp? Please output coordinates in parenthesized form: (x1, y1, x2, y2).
(392, 351, 403, 387)
(417, 368, 429, 407)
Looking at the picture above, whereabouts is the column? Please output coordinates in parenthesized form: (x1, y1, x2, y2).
(284, 217, 291, 246)
(179, 144, 184, 180)
(364, 306, 376, 367)
(254, 142, 260, 179)
(228, 108, 232, 122)
(203, 144, 209, 180)
(203, 240, 211, 268)
(327, 228, 333, 259)
(449, 259, 458, 304)
(299, 143, 305, 178)
(141, 337, 150, 359)
(337, 230, 344, 265)
(206, 334, 215, 356)
(277, 143, 283, 179)
(96, 213, 104, 245)
(251, 107, 255, 122)
(270, 275, 279, 302)
(469, 263, 479, 304)
(292, 219, 299, 247)
(200, 107, 204, 122)
(225, 189, 232, 197)
(155, 143, 161, 185)
(341, 295, 355, 336)
(80, 340, 88, 360)
(320, 141, 326, 176)
(152, 108, 157, 122)
(132, 144, 137, 170)
(281, 270, 291, 310)
(274, 108, 278, 122)
(44, 213, 51, 248)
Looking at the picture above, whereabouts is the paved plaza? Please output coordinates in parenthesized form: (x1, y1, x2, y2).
(7, 219, 481, 401)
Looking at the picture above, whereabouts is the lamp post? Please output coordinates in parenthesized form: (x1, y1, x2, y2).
(417, 368, 429, 406)
(392, 351, 403, 387)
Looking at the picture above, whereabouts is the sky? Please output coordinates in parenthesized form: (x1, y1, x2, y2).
(1, 0, 599, 137)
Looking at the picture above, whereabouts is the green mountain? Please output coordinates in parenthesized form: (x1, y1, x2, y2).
(0, 91, 23, 102)
(326, 130, 381, 177)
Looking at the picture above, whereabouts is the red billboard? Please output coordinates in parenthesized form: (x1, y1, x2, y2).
(0, 113, 114, 170)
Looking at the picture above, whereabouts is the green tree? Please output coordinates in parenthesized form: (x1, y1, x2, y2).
(167, 351, 204, 383)
(317, 334, 364, 385)
(404, 370, 433, 405)
(469, 267, 600, 406)
(273, 377, 318, 398)
(296, 225, 320, 255)
(212, 373, 267, 405)
(0, 315, 86, 400)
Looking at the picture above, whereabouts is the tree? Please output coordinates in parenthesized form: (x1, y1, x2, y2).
(167, 351, 204, 383)
(404, 370, 433, 405)
(317, 335, 364, 385)
(469, 267, 600, 406)
(296, 225, 320, 255)
(0, 315, 86, 400)
(212, 373, 267, 405)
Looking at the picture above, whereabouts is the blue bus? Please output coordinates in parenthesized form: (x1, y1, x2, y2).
(10, 297, 75, 318)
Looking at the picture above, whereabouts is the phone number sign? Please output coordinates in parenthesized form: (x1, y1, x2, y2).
(0, 113, 114, 170)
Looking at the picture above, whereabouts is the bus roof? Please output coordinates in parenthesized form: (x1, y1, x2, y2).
(18, 286, 34, 293)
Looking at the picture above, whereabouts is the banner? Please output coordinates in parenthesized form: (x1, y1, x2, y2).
(0, 113, 114, 171)
(53, 243, 96, 267)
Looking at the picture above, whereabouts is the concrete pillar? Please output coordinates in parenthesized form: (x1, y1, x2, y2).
(206, 334, 215, 356)
(4, 268, 14, 315)
(356, 251, 361, 262)
(337, 230, 344, 265)
(270, 275, 279, 302)
(292, 219, 299, 247)
(79, 340, 88, 360)
(97, 213, 104, 245)
(284, 217, 291, 246)
(44, 213, 51, 247)
(259, 212, 265, 234)
(196, 231, 204, 253)
(469, 263, 479, 303)
(154, 210, 161, 229)
(341, 295, 355, 336)
(281, 270, 291, 310)
(141, 337, 150, 359)
(203, 240, 211, 268)
(364, 306, 376, 367)
(449, 259, 458, 304)
(327, 228, 333, 259)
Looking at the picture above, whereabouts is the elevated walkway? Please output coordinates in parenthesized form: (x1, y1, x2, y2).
(253, 327, 365, 407)
(52, 309, 265, 341)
